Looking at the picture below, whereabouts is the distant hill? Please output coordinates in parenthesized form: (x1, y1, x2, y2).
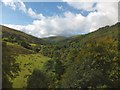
(2, 25, 47, 45)
(2, 22, 119, 45)
(65, 23, 119, 44)
(42, 36, 67, 44)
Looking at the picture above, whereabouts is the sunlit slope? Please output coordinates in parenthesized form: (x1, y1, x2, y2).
(2, 42, 50, 88)
(12, 54, 50, 88)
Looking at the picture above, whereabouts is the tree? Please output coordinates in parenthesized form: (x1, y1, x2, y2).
(54, 59, 64, 80)
(44, 58, 64, 80)
(27, 69, 48, 88)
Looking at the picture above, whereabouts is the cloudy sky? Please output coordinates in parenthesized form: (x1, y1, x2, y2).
(1, 0, 118, 38)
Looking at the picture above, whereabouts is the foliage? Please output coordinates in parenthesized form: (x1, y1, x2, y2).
(27, 69, 48, 88)
(2, 22, 120, 89)
(12, 54, 50, 88)
(2, 41, 20, 88)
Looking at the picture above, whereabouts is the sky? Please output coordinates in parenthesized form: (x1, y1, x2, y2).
(1, 0, 119, 38)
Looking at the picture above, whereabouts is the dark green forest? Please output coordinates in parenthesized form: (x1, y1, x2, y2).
(1, 22, 120, 89)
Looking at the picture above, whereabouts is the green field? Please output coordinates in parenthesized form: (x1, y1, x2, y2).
(11, 54, 50, 88)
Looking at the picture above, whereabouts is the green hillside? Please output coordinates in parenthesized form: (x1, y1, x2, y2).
(2, 40, 50, 88)
(2, 22, 120, 89)
(2, 25, 46, 45)
(12, 54, 50, 88)
(38, 23, 120, 88)
(43, 36, 67, 44)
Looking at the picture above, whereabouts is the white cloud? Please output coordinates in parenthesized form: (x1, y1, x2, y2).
(16, 0, 27, 12)
(1, 0, 44, 19)
(87, 2, 118, 32)
(1, 0, 17, 10)
(3, 12, 87, 38)
(63, 1, 96, 11)
(57, 5, 64, 10)
(27, 8, 45, 19)
(2, 0, 118, 38)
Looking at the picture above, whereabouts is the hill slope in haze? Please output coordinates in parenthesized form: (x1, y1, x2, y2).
(2, 22, 120, 89)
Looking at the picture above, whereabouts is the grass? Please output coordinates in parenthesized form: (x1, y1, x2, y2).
(4, 42, 33, 55)
(30, 43, 37, 46)
(11, 53, 50, 88)
(6, 42, 17, 45)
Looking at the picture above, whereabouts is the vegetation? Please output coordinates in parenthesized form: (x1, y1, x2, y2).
(2, 22, 120, 89)
(2, 25, 47, 45)
(27, 69, 48, 88)
(12, 54, 50, 88)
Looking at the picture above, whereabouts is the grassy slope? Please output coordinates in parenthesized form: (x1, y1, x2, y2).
(3, 42, 50, 88)
(12, 54, 50, 88)
(1, 25, 50, 88)
(4, 42, 33, 55)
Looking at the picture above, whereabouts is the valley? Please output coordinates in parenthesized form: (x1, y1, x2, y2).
(2, 22, 120, 89)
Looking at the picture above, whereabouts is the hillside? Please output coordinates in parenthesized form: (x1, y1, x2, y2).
(12, 53, 50, 88)
(2, 22, 120, 89)
(65, 23, 118, 45)
(2, 26, 50, 88)
(2, 25, 46, 45)
(40, 23, 119, 59)
(37, 22, 120, 88)
(43, 36, 67, 44)
(2, 40, 50, 88)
